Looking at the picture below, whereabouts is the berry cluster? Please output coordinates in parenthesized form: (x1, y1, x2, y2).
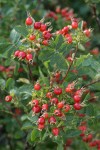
(29, 81, 88, 137)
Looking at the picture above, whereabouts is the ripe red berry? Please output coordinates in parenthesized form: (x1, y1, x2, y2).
(40, 24, 47, 32)
(54, 109, 62, 117)
(54, 87, 62, 95)
(52, 127, 59, 136)
(57, 101, 64, 109)
(74, 103, 82, 110)
(25, 17, 33, 25)
(46, 92, 53, 99)
(66, 34, 72, 44)
(62, 26, 69, 34)
(64, 104, 71, 112)
(29, 34, 36, 41)
(32, 105, 41, 113)
(55, 72, 60, 79)
(34, 22, 41, 29)
(42, 104, 48, 111)
(43, 31, 52, 40)
(26, 53, 33, 61)
(84, 29, 91, 37)
(38, 123, 45, 130)
(72, 21, 78, 29)
(38, 117, 45, 124)
(87, 134, 93, 142)
(34, 83, 41, 91)
(18, 51, 26, 59)
(14, 50, 20, 57)
(5, 95, 12, 102)
(32, 99, 39, 106)
(50, 97, 58, 105)
(43, 112, 49, 119)
(42, 40, 49, 46)
(65, 83, 74, 93)
(73, 95, 81, 103)
(48, 116, 56, 124)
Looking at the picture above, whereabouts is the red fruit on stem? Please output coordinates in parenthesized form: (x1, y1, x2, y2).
(32, 99, 39, 106)
(84, 29, 91, 37)
(54, 87, 62, 95)
(26, 54, 33, 61)
(73, 95, 81, 103)
(52, 127, 59, 136)
(54, 109, 62, 117)
(25, 17, 33, 25)
(34, 83, 41, 91)
(48, 116, 56, 124)
(72, 21, 78, 29)
(34, 22, 41, 29)
(42, 104, 48, 111)
(43, 112, 49, 119)
(57, 101, 64, 109)
(46, 92, 53, 99)
(32, 105, 41, 113)
(5, 95, 12, 102)
(40, 24, 47, 32)
(50, 97, 58, 105)
(18, 51, 26, 59)
(38, 117, 45, 124)
(42, 40, 49, 46)
(29, 34, 36, 41)
(74, 103, 82, 110)
(38, 124, 45, 130)
(64, 104, 71, 112)
(43, 31, 52, 40)
(14, 50, 20, 57)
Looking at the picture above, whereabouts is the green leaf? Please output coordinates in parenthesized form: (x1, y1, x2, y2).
(14, 62, 20, 75)
(31, 129, 39, 142)
(83, 104, 95, 116)
(14, 25, 28, 37)
(0, 79, 5, 90)
(57, 144, 63, 150)
(50, 52, 67, 70)
(66, 129, 81, 137)
(10, 29, 21, 43)
(6, 78, 15, 90)
(55, 35, 64, 50)
(21, 122, 33, 130)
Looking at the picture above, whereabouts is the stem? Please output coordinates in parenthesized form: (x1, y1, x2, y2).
(91, 4, 100, 31)
(27, 63, 34, 83)
(60, 43, 78, 84)
(82, 79, 100, 88)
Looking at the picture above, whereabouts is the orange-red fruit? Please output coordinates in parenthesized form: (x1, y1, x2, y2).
(52, 127, 59, 136)
(74, 103, 82, 110)
(34, 83, 41, 90)
(32, 99, 39, 106)
(48, 116, 56, 124)
(38, 117, 45, 124)
(25, 17, 33, 25)
(57, 101, 64, 109)
(32, 105, 41, 113)
(38, 124, 45, 130)
(64, 104, 71, 112)
(54, 87, 62, 95)
(72, 21, 78, 29)
(29, 34, 36, 41)
(5, 95, 12, 102)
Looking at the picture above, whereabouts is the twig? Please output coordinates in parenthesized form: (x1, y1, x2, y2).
(27, 63, 34, 83)
(82, 79, 100, 88)
(60, 44, 78, 84)
(91, 4, 100, 31)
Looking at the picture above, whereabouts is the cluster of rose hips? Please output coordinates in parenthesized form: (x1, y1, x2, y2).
(79, 122, 100, 150)
(25, 16, 52, 46)
(46, 7, 75, 21)
(28, 80, 88, 137)
(0, 65, 15, 78)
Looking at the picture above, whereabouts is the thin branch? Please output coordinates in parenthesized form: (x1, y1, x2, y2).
(60, 44, 78, 84)
(91, 4, 100, 31)
(82, 79, 100, 88)
(27, 63, 34, 83)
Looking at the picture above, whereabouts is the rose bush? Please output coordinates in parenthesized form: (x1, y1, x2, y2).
(0, 0, 100, 150)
